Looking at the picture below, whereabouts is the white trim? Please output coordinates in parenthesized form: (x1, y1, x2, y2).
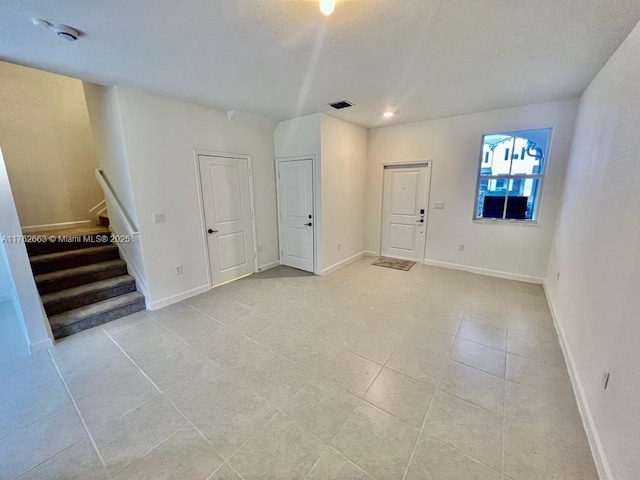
(193, 150, 260, 288)
(423, 258, 543, 284)
(322, 251, 367, 275)
(22, 220, 92, 234)
(258, 260, 280, 272)
(364, 250, 378, 257)
(89, 199, 107, 213)
(29, 337, 54, 354)
(543, 281, 612, 480)
(95, 170, 139, 237)
(149, 284, 211, 311)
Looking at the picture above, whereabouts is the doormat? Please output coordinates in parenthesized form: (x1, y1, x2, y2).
(371, 256, 415, 271)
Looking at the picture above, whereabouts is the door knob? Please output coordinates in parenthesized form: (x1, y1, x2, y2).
(305, 222, 312, 227)
(416, 219, 424, 223)
(208, 228, 219, 234)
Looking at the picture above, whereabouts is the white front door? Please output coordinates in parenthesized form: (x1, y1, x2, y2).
(381, 163, 430, 262)
(277, 159, 314, 272)
(199, 155, 255, 287)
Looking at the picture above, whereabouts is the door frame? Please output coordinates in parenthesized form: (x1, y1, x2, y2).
(378, 160, 432, 263)
(275, 155, 321, 275)
(193, 150, 259, 288)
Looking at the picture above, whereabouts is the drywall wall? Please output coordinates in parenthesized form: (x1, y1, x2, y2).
(320, 115, 368, 271)
(112, 86, 279, 308)
(83, 83, 149, 301)
(0, 243, 13, 302)
(0, 148, 52, 353)
(0, 62, 102, 229)
(545, 21, 640, 480)
(274, 114, 324, 274)
(366, 99, 578, 281)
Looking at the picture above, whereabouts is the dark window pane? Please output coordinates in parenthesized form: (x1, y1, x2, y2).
(506, 178, 541, 220)
(476, 178, 507, 218)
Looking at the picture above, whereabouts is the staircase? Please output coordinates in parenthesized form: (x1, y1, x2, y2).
(27, 226, 145, 339)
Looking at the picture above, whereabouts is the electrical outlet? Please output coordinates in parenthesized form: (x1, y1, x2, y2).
(337, 243, 341, 250)
(602, 371, 610, 390)
(153, 213, 166, 224)
(176, 265, 183, 275)
(458, 243, 465, 251)
(258, 244, 263, 253)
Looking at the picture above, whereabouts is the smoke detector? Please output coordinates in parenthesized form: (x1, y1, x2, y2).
(32, 19, 80, 41)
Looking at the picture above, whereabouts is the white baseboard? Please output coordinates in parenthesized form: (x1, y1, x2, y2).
(22, 220, 92, 234)
(364, 250, 378, 257)
(322, 251, 367, 275)
(29, 337, 54, 354)
(423, 259, 543, 284)
(257, 260, 279, 272)
(149, 284, 211, 311)
(543, 281, 612, 480)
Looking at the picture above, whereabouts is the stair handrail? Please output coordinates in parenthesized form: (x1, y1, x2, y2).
(94, 169, 139, 238)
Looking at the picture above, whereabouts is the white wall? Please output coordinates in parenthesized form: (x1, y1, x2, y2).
(113, 86, 279, 308)
(0, 62, 102, 229)
(545, 22, 640, 480)
(0, 148, 52, 353)
(83, 83, 149, 300)
(366, 99, 578, 282)
(0, 242, 14, 302)
(320, 115, 368, 271)
(274, 114, 323, 273)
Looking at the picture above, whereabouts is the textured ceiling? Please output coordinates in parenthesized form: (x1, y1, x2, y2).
(1, 1, 640, 127)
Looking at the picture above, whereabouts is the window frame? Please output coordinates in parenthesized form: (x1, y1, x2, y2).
(472, 128, 553, 224)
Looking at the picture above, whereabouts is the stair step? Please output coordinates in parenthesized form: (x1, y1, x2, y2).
(49, 292, 146, 339)
(30, 244, 120, 275)
(26, 227, 112, 256)
(35, 259, 128, 294)
(41, 275, 137, 316)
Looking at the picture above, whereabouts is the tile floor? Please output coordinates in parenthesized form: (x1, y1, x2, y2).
(0, 260, 599, 479)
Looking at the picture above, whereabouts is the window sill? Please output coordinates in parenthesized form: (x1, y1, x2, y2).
(473, 218, 540, 226)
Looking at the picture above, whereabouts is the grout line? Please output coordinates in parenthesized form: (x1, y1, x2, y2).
(101, 327, 214, 448)
(47, 350, 107, 471)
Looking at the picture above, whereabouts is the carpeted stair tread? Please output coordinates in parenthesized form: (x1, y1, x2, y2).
(34, 259, 128, 294)
(30, 244, 118, 264)
(48, 291, 145, 330)
(30, 244, 120, 274)
(35, 259, 126, 284)
(40, 275, 137, 315)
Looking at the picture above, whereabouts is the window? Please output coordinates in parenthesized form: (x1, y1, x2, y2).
(474, 128, 551, 222)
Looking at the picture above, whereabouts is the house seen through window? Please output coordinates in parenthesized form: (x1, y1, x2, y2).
(474, 128, 552, 221)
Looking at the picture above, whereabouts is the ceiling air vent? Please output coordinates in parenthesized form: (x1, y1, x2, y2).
(329, 100, 353, 110)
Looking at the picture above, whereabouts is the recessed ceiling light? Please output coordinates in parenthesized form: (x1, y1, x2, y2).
(383, 111, 395, 118)
(319, 0, 336, 16)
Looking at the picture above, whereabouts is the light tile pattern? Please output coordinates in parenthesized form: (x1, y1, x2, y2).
(0, 260, 598, 479)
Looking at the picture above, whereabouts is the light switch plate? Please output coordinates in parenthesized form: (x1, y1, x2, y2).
(434, 202, 445, 210)
(153, 213, 166, 224)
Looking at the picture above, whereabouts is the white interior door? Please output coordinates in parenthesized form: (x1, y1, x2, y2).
(277, 159, 314, 272)
(381, 163, 430, 262)
(199, 155, 255, 287)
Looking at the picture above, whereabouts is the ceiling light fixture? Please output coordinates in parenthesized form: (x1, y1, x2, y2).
(32, 18, 80, 41)
(319, 0, 336, 16)
(383, 111, 395, 118)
